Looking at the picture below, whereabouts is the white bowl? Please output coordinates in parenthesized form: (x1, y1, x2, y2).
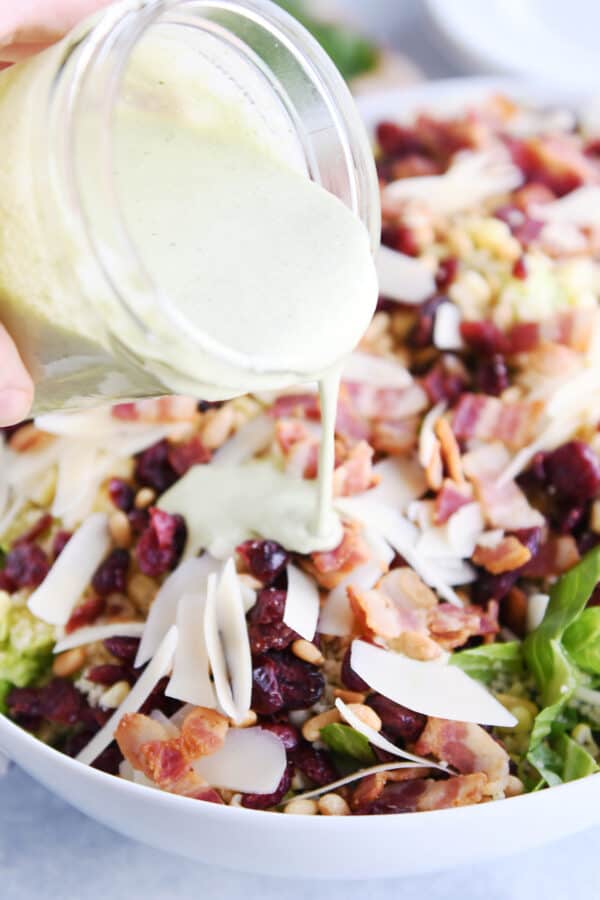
(3, 78, 600, 879)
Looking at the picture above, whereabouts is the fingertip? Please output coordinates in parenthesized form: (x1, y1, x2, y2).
(0, 387, 33, 427)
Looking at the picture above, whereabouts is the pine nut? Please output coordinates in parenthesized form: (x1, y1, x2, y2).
(505, 775, 525, 797)
(108, 511, 132, 548)
(52, 647, 86, 678)
(291, 639, 324, 666)
(301, 708, 340, 743)
(283, 798, 318, 815)
(229, 793, 243, 807)
(100, 680, 131, 709)
(346, 703, 382, 732)
(318, 793, 350, 816)
(134, 487, 156, 509)
(232, 710, 257, 728)
(334, 688, 366, 705)
(128, 573, 158, 613)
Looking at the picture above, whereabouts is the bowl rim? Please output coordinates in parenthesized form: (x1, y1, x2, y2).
(3, 73, 600, 827)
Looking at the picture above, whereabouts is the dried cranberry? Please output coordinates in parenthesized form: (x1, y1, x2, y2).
(545, 441, 600, 503)
(251, 651, 324, 715)
(134, 439, 178, 494)
(366, 694, 426, 744)
(103, 636, 140, 662)
(167, 436, 211, 476)
(13, 513, 52, 546)
(259, 722, 300, 752)
(341, 646, 369, 692)
(91, 549, 130, 597)
(92, 742, 123, 775)
(435, 257, 458, 291)
(512, 256, 528, 279)
(381, 223, 420, 257)
(460, 320, 507, 355)
(87, 664, 134, 686)
(127, 508, 149, 536)
(359, 778, 426, 815)
(4, 543, 49, 589)
(7, 686, 41, 719)
(52, 530, 72, 559)
(108, 478, 135, 512)
(237, 540, 288, 584)
(554, 503, 586, 534)
(421, 360, 466, 405)
(376, 121, 424, 158)
(38, 679, 84, 725)
(472, 526, 542, 604)
(135, 509, 186, 577)
(0, 571, 14, 592)
(506, 322, 539, 354)
(291, 742, 337, 786)
(138, 676, 182, 717)
(247, 588, 296, 654)
(410, 295, 447, 348)
(579, 531, 600, 555)
(66, 594, 105, 633)
(476, 354, 509, 396)
(242, 762, 293, 810)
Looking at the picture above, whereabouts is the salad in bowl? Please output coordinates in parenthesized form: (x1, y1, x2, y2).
(3, 85, 600, 824)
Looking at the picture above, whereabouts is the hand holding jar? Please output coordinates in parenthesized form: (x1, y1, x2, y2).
(0, 0, 112, 425)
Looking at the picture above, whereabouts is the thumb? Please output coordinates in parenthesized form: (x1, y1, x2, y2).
(0, 323, 34, 426)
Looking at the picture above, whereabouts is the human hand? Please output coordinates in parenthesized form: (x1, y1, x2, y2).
(0, 0, 114, 424)
(0, 0, 113, 63)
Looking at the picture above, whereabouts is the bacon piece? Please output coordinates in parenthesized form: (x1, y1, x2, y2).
(349, 567, 437, 642)
(115, 713, 170, 770)
(452, 394, 542, 450)
(351, 772, 387, 810)
(463, 444, 544, 530)
(333, 441, 378, 497)
(269, 393, 320, 421)
(270, 389, 370, 444)
(276, 420, 319, 479)
(354, 772, 488, 813)
(304, 522, 371, 589)
(542, 308, 598, 353)
(520, 534, 580, 577)
(434, 479, 472, 525)
(472, 535, 532, 573)
(179, 706, 229, 758)
(112, 397, 198, 423)
(346, 382, 428, 421)
(520, 134, 600, 195)
(370, 416, 419, 455)
(521, 342, 582, 378)
(428, 601, 499, 650)
(435, 417, 465, 484)
(378, 567, 438, 611)
(413, 718, 510, 795)
(416, 773, 488, 811)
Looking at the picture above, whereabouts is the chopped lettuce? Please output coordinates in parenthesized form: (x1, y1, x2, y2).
(563, 607, 600, 674)
(450, 641, 523, 685)
(0, 591, 56, 707)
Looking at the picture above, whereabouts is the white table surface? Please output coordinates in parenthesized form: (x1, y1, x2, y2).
(2, 3, 598, 898)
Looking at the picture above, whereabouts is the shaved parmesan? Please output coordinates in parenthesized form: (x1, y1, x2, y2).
(204, 561, 253, 724)
(54, 622, 144, 654)
(532, 186, 600, 227)
(283, 565, 319, 641)
(28, 513, 110, 626)
(382, 149, 522, 215)
(351, 640, 517, 727)
(343, 352, 412, 389)
(212, 414, 274, 466)
(335, 698, 449, 771)
(166, 591, 216, 707)
(318, 560, 381, 636)
(193, 727, 286, 793)
(376, 245, 436, 304)
(433, 303, 463, 350)
(416, 502, 484, 560)
(288, 760, 434, 803)
(135, 555, 219, 667)
(77, 626, 178, 766)
(527, 593, 550, 633)
(149, 709, 180, 738)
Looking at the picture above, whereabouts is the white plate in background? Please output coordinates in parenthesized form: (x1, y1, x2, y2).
(425, 0, 600, 84)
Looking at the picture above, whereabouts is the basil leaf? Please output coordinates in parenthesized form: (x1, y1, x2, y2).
(563, 607, 600, 674)
(320, 723, 376, 764)
(450, 641, 523, 684)
(524, 545, 600, 705)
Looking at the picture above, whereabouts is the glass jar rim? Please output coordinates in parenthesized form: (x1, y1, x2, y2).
(49, 0, 381, 377)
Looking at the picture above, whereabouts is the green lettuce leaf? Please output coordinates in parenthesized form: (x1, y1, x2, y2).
(563, 607, 600, 674)
(320, 723, 376, 764)
(450, 641, 523, 684)
(0, 593, 56, 703)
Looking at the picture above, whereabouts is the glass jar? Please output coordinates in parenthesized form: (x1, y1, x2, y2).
(0, 0, 380, 413)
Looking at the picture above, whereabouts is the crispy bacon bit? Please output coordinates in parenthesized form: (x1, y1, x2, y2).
(304, 522, 370, 589)
(472, 535, 532, 573)
(333, 441, 378, 497)
(428, 601, 499, 650)
(349, 567, 437, 642)
(113, 397, 198, 423)
(276, 420, 319, 479)
(354, 772, 488, 814)
(434, 479, 472, 525)
(346, 383, 429, 422)
(116, 706, 228, 799)
(269, 393, 320, 421)
(370, 416, 419, 455)
(435, 417, 465, 484)
(379, 567, 438, 611)
(416, 773, 488, 811)
(349, 585, 415, 640)
(452, 394, 542, 450)
(517, 134, 600, 196)
(413, 718, 509, 796)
